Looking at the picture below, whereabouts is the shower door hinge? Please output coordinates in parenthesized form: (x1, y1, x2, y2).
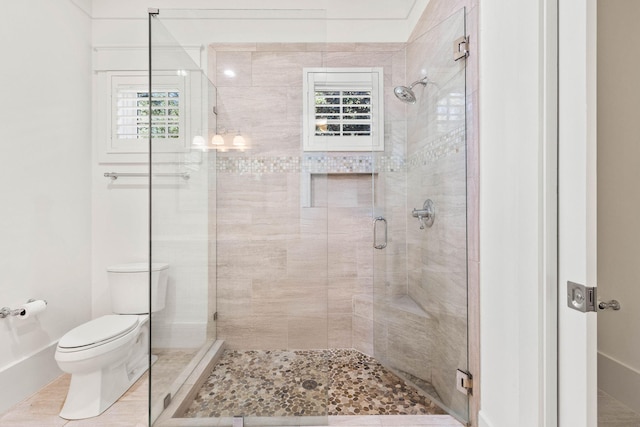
(454, 36, 469, 61)
(456, 369, 473, 395)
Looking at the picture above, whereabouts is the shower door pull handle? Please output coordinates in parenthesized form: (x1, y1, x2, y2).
(373, 217, 387, 249)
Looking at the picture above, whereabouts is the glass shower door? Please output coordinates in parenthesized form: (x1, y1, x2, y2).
(373, 8, 469, 424)
(149, 12, 216, 424)
(151, 8, 331, 427)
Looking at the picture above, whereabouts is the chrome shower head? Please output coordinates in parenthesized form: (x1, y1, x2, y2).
(394, 85, 417, 104)
(394, 76, 430, 104)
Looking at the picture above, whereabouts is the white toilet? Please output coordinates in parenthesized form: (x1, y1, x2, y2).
(55, 262, 169, 420)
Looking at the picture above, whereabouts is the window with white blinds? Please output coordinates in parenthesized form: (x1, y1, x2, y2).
(106, 73, 187, 155)
(314, 89, 372, 136)
(303, 68, 384, 151)
(115, 89, 181, 140)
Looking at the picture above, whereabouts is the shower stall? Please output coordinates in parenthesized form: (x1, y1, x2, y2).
(147, 6, 470, 426)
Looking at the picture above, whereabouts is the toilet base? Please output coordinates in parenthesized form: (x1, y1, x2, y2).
(59, 352, 149, 420)
(58, 317, 150, 420)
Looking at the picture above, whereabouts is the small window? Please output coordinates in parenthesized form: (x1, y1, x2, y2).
(105, 72, 188, 156)
(303, 68, 384, 152)
(114, 89, 181, 140)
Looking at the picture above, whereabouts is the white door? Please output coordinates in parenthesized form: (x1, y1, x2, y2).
(558, 0, 598, 425)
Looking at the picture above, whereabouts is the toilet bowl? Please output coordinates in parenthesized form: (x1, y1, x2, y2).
(55, 262, 168, 420)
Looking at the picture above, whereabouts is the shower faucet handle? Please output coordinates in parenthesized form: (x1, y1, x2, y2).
(412, 199, 435, 229)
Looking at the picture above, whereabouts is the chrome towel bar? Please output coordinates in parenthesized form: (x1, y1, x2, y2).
(104, 172, 190, 181)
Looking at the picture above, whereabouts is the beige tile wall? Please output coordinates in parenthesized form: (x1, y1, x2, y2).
(210, 43, 406, 351)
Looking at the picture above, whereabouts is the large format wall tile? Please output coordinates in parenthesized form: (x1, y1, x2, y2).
(212, 42, 407, 350)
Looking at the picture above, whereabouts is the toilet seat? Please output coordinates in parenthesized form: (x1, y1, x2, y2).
(57, 315, 140, 352)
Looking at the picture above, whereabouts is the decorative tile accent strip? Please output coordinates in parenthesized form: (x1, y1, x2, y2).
(212, 128, 464, 175)
(406, 127, 466, 170)
(215, 154, 405, 175)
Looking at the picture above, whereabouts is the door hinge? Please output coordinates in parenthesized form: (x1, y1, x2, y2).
(456, 369, 473, 395)
(567, 281, 597, 312)
(213, 312, 218, 321)
(454, 36, 469, 61)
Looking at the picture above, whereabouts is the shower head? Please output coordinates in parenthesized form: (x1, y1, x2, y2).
(394, 76, 430, 104)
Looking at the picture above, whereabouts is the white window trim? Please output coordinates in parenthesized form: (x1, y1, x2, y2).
(96, 71, 193, 164)
(303, 67, 385, 152)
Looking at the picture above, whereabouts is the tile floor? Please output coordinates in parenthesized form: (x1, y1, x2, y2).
(184, 349, 445, 418)
(598, 389, 640, 427)
(4, 361, 640, 427)
(0, 348, 198, 427)
(0, 347, 462, 427)
(0, 373, 148, 426)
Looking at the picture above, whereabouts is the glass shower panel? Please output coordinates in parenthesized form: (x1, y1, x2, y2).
(149, 13, 216, 424)
(153, 8, 330, 427)
(373, 8, 469, 423)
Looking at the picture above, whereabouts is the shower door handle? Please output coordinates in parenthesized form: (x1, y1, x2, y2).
(373, 217, 387, 249)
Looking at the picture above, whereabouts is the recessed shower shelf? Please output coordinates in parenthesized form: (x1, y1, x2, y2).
(301, 171, 377, 208)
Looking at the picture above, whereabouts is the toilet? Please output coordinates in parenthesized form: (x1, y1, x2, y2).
(55, 262, 169, 420)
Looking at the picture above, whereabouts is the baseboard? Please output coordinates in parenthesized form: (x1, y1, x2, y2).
(598, 351, 640, 414)
(0, 343, 62, 414)
(478, 410, 495, 427)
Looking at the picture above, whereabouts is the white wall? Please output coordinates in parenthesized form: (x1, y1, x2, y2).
(0, 0, 93, 413)
(478, 0, 554, 426)
(90, 0, 429, 46)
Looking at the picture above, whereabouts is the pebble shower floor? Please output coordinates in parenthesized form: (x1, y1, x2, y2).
(184, 349, 445, 418)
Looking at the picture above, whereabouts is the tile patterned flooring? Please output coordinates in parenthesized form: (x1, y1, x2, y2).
(0, 347, 461, 427)
(4, 347, 640, 427)
(0, 373, 148, 426)
(598, 389, 640, 427)
(184, 349, 446, 418)
(0, 348, 197, 427)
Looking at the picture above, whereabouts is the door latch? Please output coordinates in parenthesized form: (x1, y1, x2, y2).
(567, 281, 597, 312)
(598, 300, 621, 311)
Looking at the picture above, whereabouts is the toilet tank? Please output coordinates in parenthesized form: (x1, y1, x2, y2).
(107, 263, 169, 314)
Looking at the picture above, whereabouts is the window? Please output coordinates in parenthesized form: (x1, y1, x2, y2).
(108, 73, 186, 154)
(96, 71, 190, 163)
(303, 68, 384, 151)
(114, 88, 181, 141)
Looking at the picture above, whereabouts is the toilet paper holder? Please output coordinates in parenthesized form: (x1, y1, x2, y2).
(0, 299, 47, 318)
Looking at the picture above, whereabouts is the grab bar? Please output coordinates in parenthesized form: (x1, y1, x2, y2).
(373, 216, 387, 249)
(104, 172, 190, 181)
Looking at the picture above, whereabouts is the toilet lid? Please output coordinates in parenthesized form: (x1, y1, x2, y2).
(58, 315, 139, 349)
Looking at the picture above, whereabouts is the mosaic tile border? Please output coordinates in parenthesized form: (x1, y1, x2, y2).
(406, 127, 466, 169)
(212, 127, 464, 175)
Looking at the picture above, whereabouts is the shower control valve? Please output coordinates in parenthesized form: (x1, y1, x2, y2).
(412, 199, 435, 229)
